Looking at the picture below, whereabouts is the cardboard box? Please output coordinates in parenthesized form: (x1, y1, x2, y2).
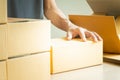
(69, 15, 120, 53)
(7, 19, 51, 57)
(0, 24, 7, 60)
(0, 61, 7, 80)
(104, 53, 120, 64)
(51, 38, 103, 74)
(71, 0, 120, 63)
(0, 0, 7, 23)
(7, 52, 50, 80)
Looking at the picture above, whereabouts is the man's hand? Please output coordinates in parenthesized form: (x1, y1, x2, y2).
(66, 25, 103, 42)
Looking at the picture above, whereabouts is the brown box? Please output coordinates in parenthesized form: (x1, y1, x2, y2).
(0, 61, 7, 80)
(7, 52, 50, 80)
(0, 24, 7, 60)
(51, 38, 103, 74)
(0, 0, 7, 23)
(69, 15, 120, 53)
(7, 18, 51, 58)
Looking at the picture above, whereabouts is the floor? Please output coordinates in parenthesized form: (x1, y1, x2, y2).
(51, 62, 120, 80)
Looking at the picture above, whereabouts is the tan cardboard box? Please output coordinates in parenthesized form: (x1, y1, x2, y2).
(51, 38, 103, 74)
(0, 24, 7, 60)
(7, 52, 50, 80)
(0, 0, 7, 23)
(0, 61, 7, 80)
(7, 19, 51, 57)
(69, 15, 120, 53)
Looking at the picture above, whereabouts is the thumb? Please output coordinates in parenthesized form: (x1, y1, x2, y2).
(66, 31, 72, 40)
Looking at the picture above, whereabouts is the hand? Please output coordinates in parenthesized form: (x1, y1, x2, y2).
(66, 24, 103, 42)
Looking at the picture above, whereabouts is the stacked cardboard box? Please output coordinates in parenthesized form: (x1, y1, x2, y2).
(0, 61, 7, 80)
(0, 0, 51, 80)
(0, 0, 7, 23)
(7, 18, 51, 57)
(0, 24, 7, 60)
(7, 52, 50, 80)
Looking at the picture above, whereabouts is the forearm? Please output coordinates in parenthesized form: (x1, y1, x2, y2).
(44, 0, 72, 32)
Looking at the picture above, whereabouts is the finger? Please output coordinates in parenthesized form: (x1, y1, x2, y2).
(66, 31, 72, 40)
(78, 29, 87, 42)
(88, 31, 98, 42)
(93, 32, 103, 41)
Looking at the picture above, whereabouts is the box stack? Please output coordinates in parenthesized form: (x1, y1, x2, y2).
(0, 0, 51, 80)
(7, 18, 51, 80)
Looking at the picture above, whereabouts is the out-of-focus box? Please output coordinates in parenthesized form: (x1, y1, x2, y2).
(103, 53, 120, 64)
(7, 52, 50, 80)
(6, 18, 50, 57)
(50, 38, 103, 74)
(0, 0, 7, 23)
(0, 24, 7, 60)
(0, 61, 7, 80)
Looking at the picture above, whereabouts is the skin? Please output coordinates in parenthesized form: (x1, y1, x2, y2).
(44, 0, 103, 42)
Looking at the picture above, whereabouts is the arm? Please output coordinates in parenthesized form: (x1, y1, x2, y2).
(44, 0, 102, 42)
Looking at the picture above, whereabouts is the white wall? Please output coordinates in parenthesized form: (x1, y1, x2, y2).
(51, 0, 93, 38)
